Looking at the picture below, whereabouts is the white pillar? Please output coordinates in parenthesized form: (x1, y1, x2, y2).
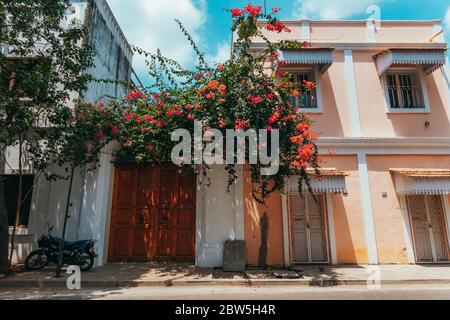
(357, 153, 378, 264)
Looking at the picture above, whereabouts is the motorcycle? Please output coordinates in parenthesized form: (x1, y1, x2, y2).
(25, 224, 97, 272)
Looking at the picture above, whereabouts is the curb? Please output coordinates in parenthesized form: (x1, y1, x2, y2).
(2, 278, 450, 288)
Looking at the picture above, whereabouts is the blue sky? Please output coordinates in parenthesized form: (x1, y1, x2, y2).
(106, 0, 450, 84)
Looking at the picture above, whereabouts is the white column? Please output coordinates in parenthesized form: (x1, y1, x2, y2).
(326, 194, 338, 265)
(344, 50, 363, 137)
(357, 153, 378, 264)
(281, 187, 290, 267)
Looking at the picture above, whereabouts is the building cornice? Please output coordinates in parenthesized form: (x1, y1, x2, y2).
(317, 137, 450, 149)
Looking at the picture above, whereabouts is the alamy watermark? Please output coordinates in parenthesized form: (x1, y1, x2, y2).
(66, 265, 81, 290)
(171, 120, 280, 176)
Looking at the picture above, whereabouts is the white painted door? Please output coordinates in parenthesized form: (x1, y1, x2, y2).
(289, 194, 329, 264)
(407, 195, 450, 263)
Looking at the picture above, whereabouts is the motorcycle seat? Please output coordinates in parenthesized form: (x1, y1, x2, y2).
(52, 238, 90, 249)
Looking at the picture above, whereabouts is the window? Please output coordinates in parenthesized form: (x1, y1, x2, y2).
(385, 71, 424, 109)
(290, 71, 318, 110)
(1, 175, 35, 227)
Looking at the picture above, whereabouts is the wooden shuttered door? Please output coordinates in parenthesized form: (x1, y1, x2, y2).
(108, 165, 196, 263)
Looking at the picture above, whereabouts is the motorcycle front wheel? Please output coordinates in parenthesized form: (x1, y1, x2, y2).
(25, 250, 49, 270)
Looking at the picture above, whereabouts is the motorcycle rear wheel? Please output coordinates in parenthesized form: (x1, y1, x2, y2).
(25, 250, 49, 270)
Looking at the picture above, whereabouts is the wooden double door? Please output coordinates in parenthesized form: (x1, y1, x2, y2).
(289, 194, 330, 264)
(407, 195, 450, 263)
(108, 165, 196, 262)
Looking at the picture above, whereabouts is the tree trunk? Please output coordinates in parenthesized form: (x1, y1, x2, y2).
(0, 178, 9, 274)
(8, 140, 23, 271)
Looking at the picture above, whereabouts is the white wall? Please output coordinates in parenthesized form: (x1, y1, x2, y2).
(196, 165, 245, 267)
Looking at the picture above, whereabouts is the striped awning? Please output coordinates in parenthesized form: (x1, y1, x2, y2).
(288, 168, 348, 194)
(391, 169, 450, 196)
(278, 49, 334, 74)
(374, 49, 447, 76)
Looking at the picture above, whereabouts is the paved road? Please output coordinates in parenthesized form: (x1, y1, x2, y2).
(1, 284, 450, 300)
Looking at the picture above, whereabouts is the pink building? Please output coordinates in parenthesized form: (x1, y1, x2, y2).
(242, 19, 450, 266)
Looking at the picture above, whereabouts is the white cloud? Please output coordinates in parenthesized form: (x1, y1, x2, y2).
(106, 0, 206, 82)
(205, 41, 231, 66)
(293, 0, 383, 20)
(445, 6, 450, 31)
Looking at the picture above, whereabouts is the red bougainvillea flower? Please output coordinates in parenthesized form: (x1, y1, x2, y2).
(218, 119, 227, 128)
(125, 91, 144, 100)
(187, 114, 196, 121)
(216, 63, 225, 71)
(291, 160, 306, 170)
(268, 112, 281, 124)
(145, 144, 154, 152)
(111, 126, 119, 135)
(243, 3, 262, 17)
(235, 119, 250, 130)
(266, 21, 291, 33)
(231, 8, 243, 17)
(143, 115, 153, 122)
(303, 80, 316, 91)
(296, 121, 310, 133)
(247, 94, 264, 105)
(123, 113, 137, 121)
(290, 135, 304, 145)
(297, 144, 316, 161)
(271, 7, 280, 14)
(302, 41, 312, 47)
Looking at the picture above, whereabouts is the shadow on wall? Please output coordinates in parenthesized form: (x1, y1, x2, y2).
(331, 194, 357, 264)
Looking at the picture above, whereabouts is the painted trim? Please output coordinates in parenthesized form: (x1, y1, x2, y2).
(344, 50, 362, 137)
(400, 196, 416, 264)
(326, 194, 337, 265)
(281, 185, 290, 267)
(301, 20, 311, 41)
(249, 42, 447, 51)
(357, 153, 378, 264)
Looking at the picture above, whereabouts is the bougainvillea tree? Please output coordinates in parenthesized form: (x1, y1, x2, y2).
(102, 3, 321, 202)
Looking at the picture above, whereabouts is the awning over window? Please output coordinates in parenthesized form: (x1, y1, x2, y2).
(391, 168, 450, 196)
(374, 49, 447, 76)
(278, 49, 334, 74)
(288, 168, 348, 194)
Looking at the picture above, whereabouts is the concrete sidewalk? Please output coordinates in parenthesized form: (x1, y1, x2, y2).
(1, 263, 450, 288)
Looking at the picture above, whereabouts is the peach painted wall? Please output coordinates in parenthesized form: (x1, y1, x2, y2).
(310, 22, 368, 43)
(321, 155, 369, 264)
(244, 155, 369, 266)
(366, 155, 450, 264)
(308, 51, 353, 137)
(244, 167, 284, 266)
(353, 51, 450, 138)
(375, 22, 436, 43)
